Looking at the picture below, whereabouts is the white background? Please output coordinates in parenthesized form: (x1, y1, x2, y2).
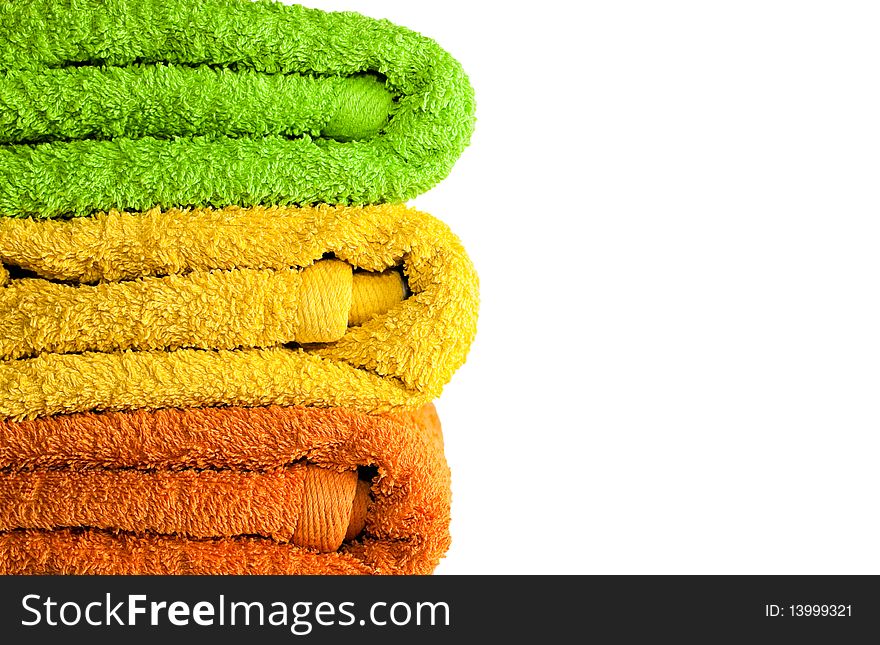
(295, 1, 880, 573)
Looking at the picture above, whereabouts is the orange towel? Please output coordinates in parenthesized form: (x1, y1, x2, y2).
(0, 465, 367, 551)
(0, 404, 449, 575)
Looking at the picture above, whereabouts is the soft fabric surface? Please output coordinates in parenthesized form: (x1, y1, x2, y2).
(0, 464, 367, 551)
(0, 69, 394, 143)
(0, 404, 450, 575)
(0, 204, 478, 420)
(0, 0, 475, 217)
(0, 259, 405, 359)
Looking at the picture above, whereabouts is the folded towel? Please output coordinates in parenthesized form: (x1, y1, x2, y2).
(0, 204, 478, 420)
(0, 465, 369, 550)
(0, 259, 406, 359)
(0, 0, 475, 578)
(0, 404, 449, 574)
(0, 0, 475, 217)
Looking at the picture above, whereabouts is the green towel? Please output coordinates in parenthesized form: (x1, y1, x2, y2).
(0, 0, 476, 217)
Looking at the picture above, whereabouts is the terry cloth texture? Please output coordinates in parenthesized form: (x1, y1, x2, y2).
(0, 204, 479, 420)
(0, 259, 407, 359)
(0, 0, 476, 217)
(0, 404, 450, 575)
(0, 465, 368, 551)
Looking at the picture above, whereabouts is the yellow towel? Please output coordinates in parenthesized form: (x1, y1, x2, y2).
(0, 204, 478, 420)
(0, 259, 406, 359)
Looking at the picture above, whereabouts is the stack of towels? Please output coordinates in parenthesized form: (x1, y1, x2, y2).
(0, 0, 477, 575)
